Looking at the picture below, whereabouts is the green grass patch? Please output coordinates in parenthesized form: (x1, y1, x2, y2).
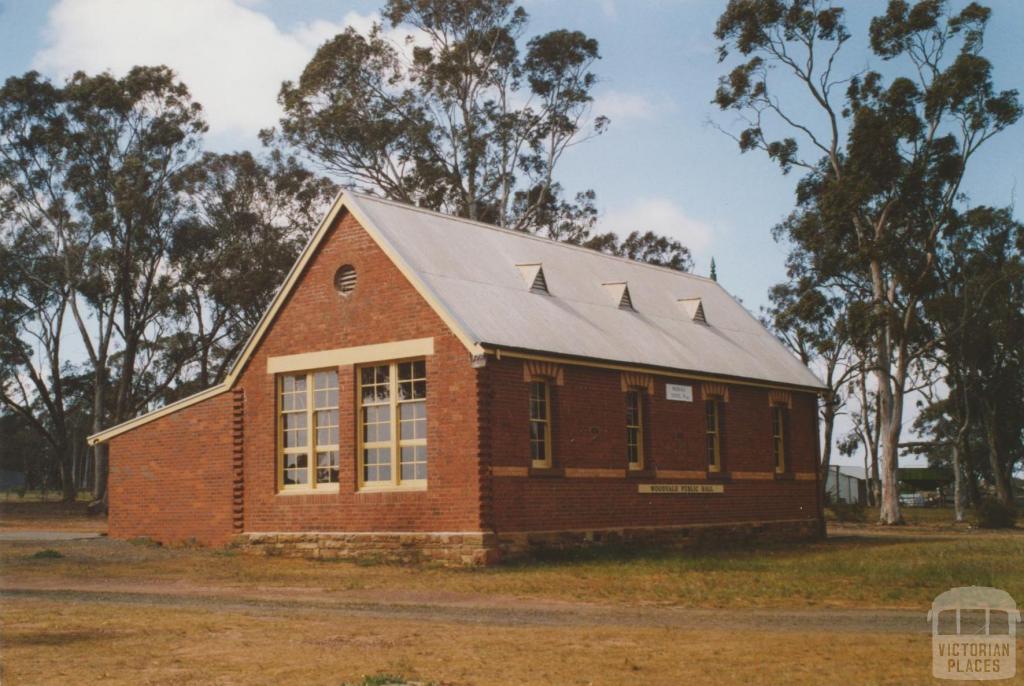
(29, 549, 64, 560)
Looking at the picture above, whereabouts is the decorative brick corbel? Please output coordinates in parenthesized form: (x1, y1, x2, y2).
(701, 382, 730, 401)
(620, 372, 655, 394)
(231, 388, 245, 533)
(523, 360, 564, 385)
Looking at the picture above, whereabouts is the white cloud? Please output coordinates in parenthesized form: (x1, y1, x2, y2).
(601, 198, 713, 253)
(32, 0, 385, 138)
(593, 90, 654, 122)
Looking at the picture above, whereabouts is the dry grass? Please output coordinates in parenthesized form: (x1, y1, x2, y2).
(2, 527, 1022, 610)
(0, 598, 965, 686)
(0, 499, 107, 534)
(3, 503, 1022, 684)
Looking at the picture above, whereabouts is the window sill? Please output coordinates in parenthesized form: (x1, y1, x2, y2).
(277, 486, 340, 496)
(626, 467, 655, 479)
(774, 471, 795, 481)
(357, 484, 428, 494)
(706, 470, 732, 482)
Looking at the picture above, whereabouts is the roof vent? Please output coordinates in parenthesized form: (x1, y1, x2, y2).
(603, 282, 635, 311)
(516, 263, 549, 295)
(679, 297, 707, 325)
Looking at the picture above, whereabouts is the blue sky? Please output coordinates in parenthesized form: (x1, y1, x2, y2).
(3, 0, 1022, 464)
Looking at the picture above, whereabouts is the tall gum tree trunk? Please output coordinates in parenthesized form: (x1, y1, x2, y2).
(59, 445, 76, 503)
(984, 411, 1014, 506)
(876, 368, 904, 525)
(818, 392, 836, 504)
(89, 376, 109, 513)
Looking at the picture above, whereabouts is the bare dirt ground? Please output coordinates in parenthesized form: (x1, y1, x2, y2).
(0, 577, 927, 635)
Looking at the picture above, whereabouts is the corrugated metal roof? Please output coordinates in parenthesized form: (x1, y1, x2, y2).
(347, 193, 825, 390)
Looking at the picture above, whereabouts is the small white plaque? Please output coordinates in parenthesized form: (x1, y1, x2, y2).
(665, 383, 693, 402)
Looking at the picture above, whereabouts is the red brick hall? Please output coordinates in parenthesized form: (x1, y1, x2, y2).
(88, 192, 826, 564)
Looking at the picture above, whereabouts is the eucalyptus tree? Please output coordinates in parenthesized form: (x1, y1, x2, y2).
(0, 67, 207, 507)
(713, 0, 1021, 523)
(0, 220, 77, 500)
(765, 276, 857, 502)
(273, 0, 603, 235)
(172, 150, 337, 392)
(926, 207, 1024, 508)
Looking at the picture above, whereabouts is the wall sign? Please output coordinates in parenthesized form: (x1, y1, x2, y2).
(665, 383, 693, 402)
(638, 484, 724, 494)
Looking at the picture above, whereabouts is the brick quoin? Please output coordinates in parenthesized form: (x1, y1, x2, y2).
(106, 206, 823, 559)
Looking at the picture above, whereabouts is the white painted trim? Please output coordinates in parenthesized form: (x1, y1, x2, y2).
(344, 194, 484, 357)
(88, 192, 483, 445)
(86, 385, 229, 446)
(267, 338, 435, 374)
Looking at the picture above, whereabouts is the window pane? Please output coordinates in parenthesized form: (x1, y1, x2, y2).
(316, 451, 339, 484)
(283, 453, 309, 485)
(400, 445, 426, 481)
(529, 382, 546, 419)
(284, 454, 307, 470)
(317, 409, 339, 446)
(530, 421, 543, 441)
(531, 439, 545, 461)
(283, 412, 308, 448)
(315, 389, 338, 409)
(400, 401, 426, 440)
(626, 391, 639, 425)
(398, 361, 413, 381)
(363, 447, 391, 482)
(314, 370, 338, 390)
(363, 406, 390, 442)
(284, 413, 307, 430)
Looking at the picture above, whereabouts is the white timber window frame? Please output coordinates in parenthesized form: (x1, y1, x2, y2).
(357, 358, 427, 491)
(529, 380, 553, 468)
(277, 369, 340, 493)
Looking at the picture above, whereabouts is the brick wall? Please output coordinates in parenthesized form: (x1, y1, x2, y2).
(105, 205, 822, 550)
(235, 210, 483, 534)
(108, 391, 235, 545)
(484, 357, 821, 534)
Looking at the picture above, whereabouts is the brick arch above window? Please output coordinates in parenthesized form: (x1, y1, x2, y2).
(620, 372, 655, 394)
(702, 382, 730, 402)
(523, 360, 564, 385)
(768, 390, 793, 408)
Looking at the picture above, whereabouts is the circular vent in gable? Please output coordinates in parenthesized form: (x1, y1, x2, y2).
(334, 265, 357, 296)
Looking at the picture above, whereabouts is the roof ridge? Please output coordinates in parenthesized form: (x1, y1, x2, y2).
(345, 191, 719, 285)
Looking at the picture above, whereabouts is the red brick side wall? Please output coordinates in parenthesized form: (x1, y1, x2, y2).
(485, 357, 821, 533)
(108, 391, 235, 545)
(235, 211, 483, 534)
